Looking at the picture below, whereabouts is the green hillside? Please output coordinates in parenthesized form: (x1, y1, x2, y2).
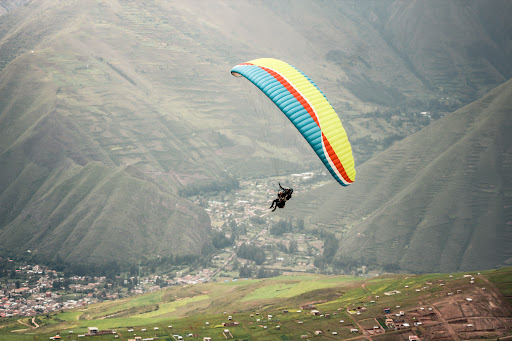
(286, 76, 512, 273)
(1, 0, 511, 270)
(1, 267, 511, 340)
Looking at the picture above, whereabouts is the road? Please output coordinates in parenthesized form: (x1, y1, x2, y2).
(206, 225, 269, 283)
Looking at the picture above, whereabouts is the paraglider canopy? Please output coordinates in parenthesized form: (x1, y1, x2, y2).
(231, 58, 356, 186)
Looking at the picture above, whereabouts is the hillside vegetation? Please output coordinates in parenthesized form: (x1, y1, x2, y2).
(0, 0, 511, 270)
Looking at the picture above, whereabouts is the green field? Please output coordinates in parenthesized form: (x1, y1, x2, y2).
(1, 268, 511, 341)
(485, 267, 512, 305)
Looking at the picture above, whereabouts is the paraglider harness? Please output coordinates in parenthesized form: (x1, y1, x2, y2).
(269, 183, 293, 212)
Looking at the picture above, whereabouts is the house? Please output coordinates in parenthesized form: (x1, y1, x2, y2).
(311, 309, 320, 315)
(384, 308, 391, 314)
(223, 322, 239, 327)
(314, 330, 323, 335)
(385, 318, 395, 329)
(409, 336, 420, 341)
(88, 327, 99, 335)
(14, 287, 30, 294)
(396, 322, 410, 329)
(300, 304, 316, 310)
(203, 338, 212, 341)
(350, 328, 359, 333)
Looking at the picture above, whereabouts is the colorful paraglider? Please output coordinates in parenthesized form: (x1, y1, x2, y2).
(231, 58, 356, 187)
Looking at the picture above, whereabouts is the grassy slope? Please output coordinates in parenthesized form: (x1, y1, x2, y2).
(285, 76, 512, 273)
(1, 267, 511, 340)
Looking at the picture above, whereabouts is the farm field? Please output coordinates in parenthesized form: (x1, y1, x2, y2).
(1, 267, 511, 340)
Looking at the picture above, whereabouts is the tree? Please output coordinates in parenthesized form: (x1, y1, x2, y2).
(323, 237, 339, 263)
(256, 266, 281, 279)
(314, 257, 325, 270)
(52, 280, 61, 290)
(239, 264, 252, 278)
(236, 243, 266, 265)
(257, 266, 267, 279)
(62, 279, 71, 290)
(276, 242, 288, 253)
(288, 239, 298, 254)
(270, 220, 291, 236)
(232, 258, 240, 271)
(296, 219, 305, 231)
(229, 220, 239, 242)
(212, 231, 232, 249)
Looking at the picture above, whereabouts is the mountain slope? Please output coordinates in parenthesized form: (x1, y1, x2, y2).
(0, 34, 211, 267)
(360, 0, 512, 101)
(287, 77, 512, 273)
(1, 0, 511, 270)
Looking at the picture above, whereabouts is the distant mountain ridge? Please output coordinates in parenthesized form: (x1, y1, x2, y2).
(287, 77, 512, 273)
(0, 0, 511, 271)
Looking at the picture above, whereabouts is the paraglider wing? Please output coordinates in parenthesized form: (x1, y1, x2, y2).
(231, 58, 356, 186)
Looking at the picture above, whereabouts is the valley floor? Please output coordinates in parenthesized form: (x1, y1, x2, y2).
(1, 267, 511, 341)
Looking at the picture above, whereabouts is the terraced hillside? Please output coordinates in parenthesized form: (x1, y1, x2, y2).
(286, 74, 512, 273)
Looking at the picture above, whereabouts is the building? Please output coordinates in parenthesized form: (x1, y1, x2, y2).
(88, 327, 99, 335)
(223, 322, 239, 327)
(300, 304, 316, 310)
